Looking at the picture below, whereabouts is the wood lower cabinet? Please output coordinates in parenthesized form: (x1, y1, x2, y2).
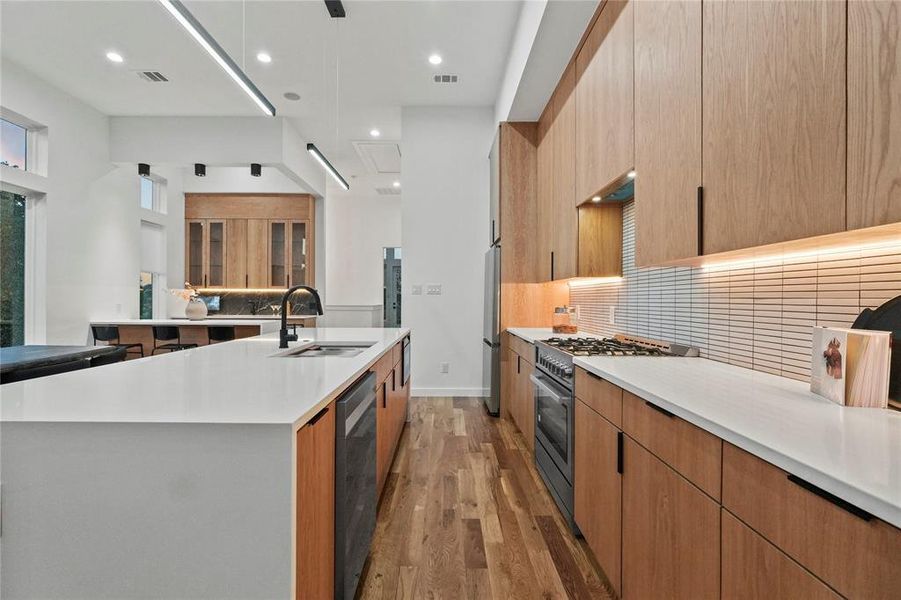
(721, 510, 840, 600)
(574, 399, 622, 596)
(510, 352, 535, 450)
(575, 0, 634, 204)
(702, 0, 847, 255)
(634, 0, 701, 267)
(376, 342, 408, 498)
(847, 0, 901, 229)
(622, 437, 720, 600)
(295, 401, 335, 600)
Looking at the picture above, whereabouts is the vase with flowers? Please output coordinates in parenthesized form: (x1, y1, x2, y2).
(170, 283, 207, 320)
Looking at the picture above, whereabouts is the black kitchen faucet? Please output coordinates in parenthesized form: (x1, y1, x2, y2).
(279, 285, 324, 348)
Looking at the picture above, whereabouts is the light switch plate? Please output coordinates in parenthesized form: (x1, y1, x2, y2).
(609, 306, 615, 324)
(440, 362, 449, 373)
(412, 285, 422, 296)
(426, 284, 442, 296)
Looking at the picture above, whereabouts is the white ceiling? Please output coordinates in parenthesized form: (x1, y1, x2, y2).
(0, 0, 524, 182)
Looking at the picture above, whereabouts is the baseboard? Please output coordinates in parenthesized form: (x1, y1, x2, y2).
(411, 387, 488, 398)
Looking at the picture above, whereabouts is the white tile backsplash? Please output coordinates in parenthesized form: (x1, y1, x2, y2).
(570, 201, 901, 381)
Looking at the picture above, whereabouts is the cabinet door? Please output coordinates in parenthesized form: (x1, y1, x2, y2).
(722, 510, 839, 600)
(552, 64, 578, 281)
(622, 437, 720, 599)
(376, 377, 390, 497)
(574, 400, 622, 596)
(246, 219, 269, 288)
(288, 221, 309, 287)
(225, 219, 247, 288)
(501, 344, 516, 420)
(702, 0, 846, 255)
(575, 0, 634, 204)
(634, 0, 701, 266)
(206, 220, 226, 288)
(514, 355, 535, 451)
(269, 220, 289, 288)
(295, 402, 335, 600)
(536, 118, 555, 282)
(489, 128, 500, 245)
(185, 220, 205, 287)
(848, 0, 901, 229)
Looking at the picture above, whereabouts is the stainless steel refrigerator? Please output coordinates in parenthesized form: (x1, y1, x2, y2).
(482, 244, 501, 416)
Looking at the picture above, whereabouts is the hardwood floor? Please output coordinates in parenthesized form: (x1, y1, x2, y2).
(359, 397, 615, 600)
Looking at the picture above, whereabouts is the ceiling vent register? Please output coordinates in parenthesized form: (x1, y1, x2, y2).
(433, 74, 459, 84)
(135, 71, 169, 82)
(375, 187, 402, 196)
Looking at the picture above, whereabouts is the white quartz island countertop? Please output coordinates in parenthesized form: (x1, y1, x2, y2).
(2, 327, 409, 427)
(573, 356, 901, 528)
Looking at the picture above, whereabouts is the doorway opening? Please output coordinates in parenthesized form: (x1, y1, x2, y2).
(383, 247, 402, 328)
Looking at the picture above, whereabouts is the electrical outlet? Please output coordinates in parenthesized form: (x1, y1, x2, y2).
(426, 284, 442, 296)
(609, 306, 615, 324)
(412, 285, 422, 296)
(440, 362, 449, 374)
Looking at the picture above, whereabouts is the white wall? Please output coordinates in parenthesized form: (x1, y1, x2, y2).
(401, 106, 494, 396)
(324, 182, 401, 307)
(0, 59, 185, 344)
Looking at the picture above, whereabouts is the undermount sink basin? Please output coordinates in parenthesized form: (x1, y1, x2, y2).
(276, 342, 375, 358)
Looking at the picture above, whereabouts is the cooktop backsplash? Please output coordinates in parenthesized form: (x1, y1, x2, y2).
(571, 201, 901, 382)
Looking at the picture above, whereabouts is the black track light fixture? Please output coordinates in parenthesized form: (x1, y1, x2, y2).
(250, 163, 262, 177)
(138, 163, 150, 177)
(194, 163, 206, 177)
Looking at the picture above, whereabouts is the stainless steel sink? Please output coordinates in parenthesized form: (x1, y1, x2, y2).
(276, 342, 375, 358)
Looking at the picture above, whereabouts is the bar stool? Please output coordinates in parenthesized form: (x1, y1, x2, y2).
(151, 326, 198, 355)
(207, 326, 236, 345)
(91, 325, 144, 358)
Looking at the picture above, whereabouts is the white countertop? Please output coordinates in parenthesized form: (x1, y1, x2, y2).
(90, 318, 281, 328)
(506, 328, 599, 343)
(1, 328, 409, 427)
(574, 356, 901, 528)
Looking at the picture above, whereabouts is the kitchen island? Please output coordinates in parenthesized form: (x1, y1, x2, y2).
(1, 327, 410, 599)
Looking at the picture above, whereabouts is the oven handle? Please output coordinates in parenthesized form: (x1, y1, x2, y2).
(530, 373, 570, 403)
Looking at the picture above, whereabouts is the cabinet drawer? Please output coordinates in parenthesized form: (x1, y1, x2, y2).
(722, 443, 901, 599)
(722, 510, 839, 600)
(509, 333, 535, 364)
(373, 352, 394, 386)
(574, 367, 623, 427)
(622, 391, 721, 500)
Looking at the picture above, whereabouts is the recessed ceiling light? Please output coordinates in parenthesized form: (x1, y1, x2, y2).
(591, 196, 602, 203)
(283, 92, 301, 101)
(393, 180, 401, 188)
(256, 52, 272, 64)
(428, 54, 443, 66)
(106, 51, 124, 63)
(370, 129, 381, 138)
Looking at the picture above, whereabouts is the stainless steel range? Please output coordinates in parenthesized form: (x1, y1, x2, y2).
(531, 334, 698, 532)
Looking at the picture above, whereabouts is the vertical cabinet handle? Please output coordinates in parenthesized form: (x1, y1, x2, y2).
(245, 274, 248, 288)
(517, 355, 521, 374)
(382, 382, 387, 408)
(550, 251, 555, 281)
(617, 431, 624, 474)
(491, 219, 496, 244)
(204, 274, 207, 287)
(392, 369, 396, 392)
(697, 186, 704, 256)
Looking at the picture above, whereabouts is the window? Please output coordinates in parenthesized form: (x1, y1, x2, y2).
(1, 118, 27, 170)
(140, 272, 153, 319)
(1, 191, 26, 346)
(140, 176, 155, 210)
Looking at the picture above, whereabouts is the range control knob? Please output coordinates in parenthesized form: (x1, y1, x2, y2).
(562, 366, 573, 377)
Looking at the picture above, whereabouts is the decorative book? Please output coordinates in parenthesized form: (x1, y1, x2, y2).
(811, 327, 892, 409)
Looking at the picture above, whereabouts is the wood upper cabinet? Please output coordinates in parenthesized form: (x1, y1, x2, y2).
(295, 401, 335, 600)
(575, 0, 634, 204)
(225, 219, 247, 288)
(702, 0, 847, 255)
(552, 64, 578, 281)
(184, 219, 226, 288)
(634, 0, 701, 267)
(498, 122, 539, 284)
(575, 400, 622, 596)
(622, 437, 720, 599)
(847, 0, 901, 229)
(536, 118, 555, 282)
(246, 219, 269, 288)
(185, 220, 205, 287)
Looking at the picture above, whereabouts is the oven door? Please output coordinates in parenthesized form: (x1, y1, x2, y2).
(531, 371, 573, 482)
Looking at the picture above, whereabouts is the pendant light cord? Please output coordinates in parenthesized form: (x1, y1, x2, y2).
(242, 0, 246, 70)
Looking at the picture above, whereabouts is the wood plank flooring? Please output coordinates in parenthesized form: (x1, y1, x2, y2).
(359, 397, 615, 600)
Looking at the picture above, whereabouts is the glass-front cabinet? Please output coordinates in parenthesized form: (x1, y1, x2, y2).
(290, 221, 308, 286)
(269, 220, 310, 288)
(184, 219, 227, 288)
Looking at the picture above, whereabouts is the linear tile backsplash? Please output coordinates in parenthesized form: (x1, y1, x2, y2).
(570, 201, 901, 381)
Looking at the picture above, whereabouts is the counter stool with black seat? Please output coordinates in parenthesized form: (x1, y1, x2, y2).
(151, 326, 198, 355)
(207, 326, 236, 345)
(91, 325, 144, 358)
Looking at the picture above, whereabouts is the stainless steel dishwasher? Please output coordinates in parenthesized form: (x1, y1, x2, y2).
(334, 371, 377, 600)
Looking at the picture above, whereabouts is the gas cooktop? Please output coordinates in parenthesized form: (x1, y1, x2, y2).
(543, 336, 669, 357)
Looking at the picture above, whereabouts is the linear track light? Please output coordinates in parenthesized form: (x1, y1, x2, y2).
(306, 143, 349, 191)
(157, 0, 276, 116)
